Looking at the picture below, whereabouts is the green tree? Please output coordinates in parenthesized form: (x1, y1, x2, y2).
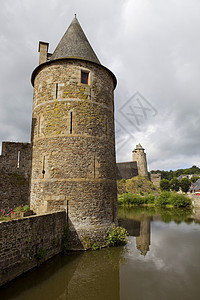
(180, 177, 191, 193)
(160, 179, 170, 191)
(170, 177, 180, 191)
(191, 176, 199, 183)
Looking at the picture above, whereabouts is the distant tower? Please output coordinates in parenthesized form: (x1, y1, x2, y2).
(132, 144, 148, 177)
(30, 16, 117, 249)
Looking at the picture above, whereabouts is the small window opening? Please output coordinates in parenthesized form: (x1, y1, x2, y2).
(38, 116, 40, 136)
(70, 112, 73, 134)
(81, 71, 89, 84)
(89, 87, 92, 100)
(67, 200, 69, 223)
(42, 156, 45, 178)
(17, 151, 20, 169)
(55, 83, 58, 98)
(93, 155, 96, 178)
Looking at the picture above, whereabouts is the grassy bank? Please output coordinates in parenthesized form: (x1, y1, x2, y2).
(118, 191, 191, 208)
(117, 176, 159, 195)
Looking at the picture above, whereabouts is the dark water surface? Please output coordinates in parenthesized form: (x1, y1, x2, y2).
(1, 207, 200, 300)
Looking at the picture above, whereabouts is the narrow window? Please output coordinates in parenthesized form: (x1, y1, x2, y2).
(42, 156, 45, 178)
(81, 71, 89, 84)
(70, 112, 73, 134)
(93, 155, 96, 178)
(67, 200, 69, 223)
(89, 87, 92, 100)
(55, 83, 58, 98)
(105, 117, 108, 137)
(38, 116, 40, 136)
(17, 151, 20, 169)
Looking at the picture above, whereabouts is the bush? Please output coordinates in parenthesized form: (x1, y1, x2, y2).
(143, 194, 155, 204)
(118, 193, 145, 205)
(169, 192, 191, 207)
(155, 191, 171, 206)
(155, 191, 191, 207)
(14, 205, 30, 214)
(106, 224, 128, 247)
(118, 191, 191, 208)
(91, 243, 99, 251)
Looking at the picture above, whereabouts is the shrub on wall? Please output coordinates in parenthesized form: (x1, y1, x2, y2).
(106, 224, 128, 247)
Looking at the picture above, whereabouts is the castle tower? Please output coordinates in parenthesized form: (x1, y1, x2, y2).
(132, 144, 148, 177)
(30, 16, 117, 249)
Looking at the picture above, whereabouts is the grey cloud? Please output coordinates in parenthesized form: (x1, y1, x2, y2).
(0, 0, 200, 171)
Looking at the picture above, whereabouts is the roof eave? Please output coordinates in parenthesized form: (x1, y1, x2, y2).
(31, 57, 117, 88)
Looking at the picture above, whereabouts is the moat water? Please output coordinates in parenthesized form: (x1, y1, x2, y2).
(1, 207, 200, 300)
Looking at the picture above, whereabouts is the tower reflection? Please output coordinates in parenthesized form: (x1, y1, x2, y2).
(119, 210, 151, 256)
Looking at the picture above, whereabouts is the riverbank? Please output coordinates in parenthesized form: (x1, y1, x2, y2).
(118, 191, 191, 208)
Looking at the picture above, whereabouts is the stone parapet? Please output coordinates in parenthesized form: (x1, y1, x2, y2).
(0, 211, 66, 287)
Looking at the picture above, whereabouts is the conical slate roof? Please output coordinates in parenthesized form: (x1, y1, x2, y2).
(50, 16, 100, 64)
(135, 144, 144, 150)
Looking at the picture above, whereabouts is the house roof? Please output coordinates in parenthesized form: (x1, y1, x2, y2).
(50, 16, 100, 64)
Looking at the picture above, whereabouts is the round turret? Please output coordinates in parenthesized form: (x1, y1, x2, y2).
(132, 144, 148, 177)
(30, 17, 117, 249)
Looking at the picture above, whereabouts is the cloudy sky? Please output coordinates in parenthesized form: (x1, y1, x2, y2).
(0, 0, 200, 171)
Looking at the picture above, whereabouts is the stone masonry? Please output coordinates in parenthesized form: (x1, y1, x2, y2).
(0, 211, 66, 287)
(0, 142, 31, 210)
(116, 144, 148, 180)
(30, 16, 118, 250)
(132, 144, 148, 177)
(150, 173, 161, 188)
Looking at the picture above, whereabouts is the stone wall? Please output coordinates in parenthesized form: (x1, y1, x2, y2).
(150, 173, 161, 188)
(0, 142, 32, 210)
(0, 211, 66, 287)
(191, 195, 200, 208)
(116, 162, 138, 180)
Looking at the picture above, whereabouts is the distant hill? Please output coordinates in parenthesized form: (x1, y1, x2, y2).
(151, 165, 200, 181)
(117, 176, 160, 195)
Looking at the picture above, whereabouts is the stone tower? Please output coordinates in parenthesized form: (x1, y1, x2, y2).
(132, 144, 148, 177)
(30, 16, 118, 249)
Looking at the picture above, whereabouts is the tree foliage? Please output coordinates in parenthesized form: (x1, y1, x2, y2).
(170, 178, 180, 191)
(151, 165, 200, 180)
(180, 177, 191, 193)
(160, 179, 170, 191)
(190, 176, 199, 183)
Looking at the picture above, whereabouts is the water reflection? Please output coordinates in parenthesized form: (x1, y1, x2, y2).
(0, 246, 127, 300)
(119, 206, 200, 257)
(119, 212, 151, 256)
(1, 207, 200, 300)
